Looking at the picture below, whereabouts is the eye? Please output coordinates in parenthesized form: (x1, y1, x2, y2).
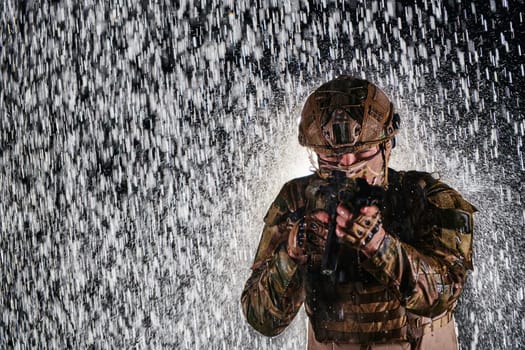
(319, 155, 340, 163)
(356, 147, 378, 159)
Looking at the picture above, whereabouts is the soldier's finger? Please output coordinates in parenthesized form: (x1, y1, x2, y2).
(336, 226, 352, 239)
(319, 226, 329, 240)
(336, 215, 349, 228)
(336, 203, 353, 220)
(311, 210, 330, 223)
(360, 205, 379, 217)
(336, 227, 357, 244)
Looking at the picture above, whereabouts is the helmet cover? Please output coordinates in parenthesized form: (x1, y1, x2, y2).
(298, 76, 397, 156)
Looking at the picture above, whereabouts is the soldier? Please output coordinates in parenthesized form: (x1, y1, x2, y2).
(241, 76, 476, 350)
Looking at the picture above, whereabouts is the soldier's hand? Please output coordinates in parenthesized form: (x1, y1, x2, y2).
(287, 210, 329, 263)
(335, 203, 386, 257)
(287, 219, 308, 264)
(305, 209, 330, 242)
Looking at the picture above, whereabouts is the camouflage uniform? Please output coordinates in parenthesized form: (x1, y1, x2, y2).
(241, 169, 475, 349)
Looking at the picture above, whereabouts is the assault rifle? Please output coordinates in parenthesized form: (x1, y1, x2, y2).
(320, 172, 385, 277)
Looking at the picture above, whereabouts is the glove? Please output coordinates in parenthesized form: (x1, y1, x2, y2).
(287, 210, 329, 264)
(287, 219, 307, 264)
(335, 203, 386, 256)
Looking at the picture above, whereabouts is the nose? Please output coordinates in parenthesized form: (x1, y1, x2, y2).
(338, 153, 357, 166)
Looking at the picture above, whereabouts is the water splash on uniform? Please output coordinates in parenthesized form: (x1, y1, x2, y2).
(0, 0, 523, 349)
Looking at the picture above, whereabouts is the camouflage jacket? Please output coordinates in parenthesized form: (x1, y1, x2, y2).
(241, 169, 476, 344)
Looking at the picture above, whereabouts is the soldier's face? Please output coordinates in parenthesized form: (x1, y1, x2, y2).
(317, 146, 386, 185)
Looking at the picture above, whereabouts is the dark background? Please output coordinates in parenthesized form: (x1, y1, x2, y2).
(1, 0, 524, 348)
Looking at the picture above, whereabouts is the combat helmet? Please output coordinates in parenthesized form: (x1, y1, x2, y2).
(298, 76, 400, 185)
(298, 76, 399, 156)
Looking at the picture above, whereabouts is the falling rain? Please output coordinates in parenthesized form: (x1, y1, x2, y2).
(0, 0, 524, 349)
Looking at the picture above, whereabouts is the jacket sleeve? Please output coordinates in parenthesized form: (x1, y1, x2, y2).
(361, 174, 477, 317)
(241, 181, 306, 337)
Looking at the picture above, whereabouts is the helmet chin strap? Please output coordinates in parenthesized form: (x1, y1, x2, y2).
(379, 140, 391, 188)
